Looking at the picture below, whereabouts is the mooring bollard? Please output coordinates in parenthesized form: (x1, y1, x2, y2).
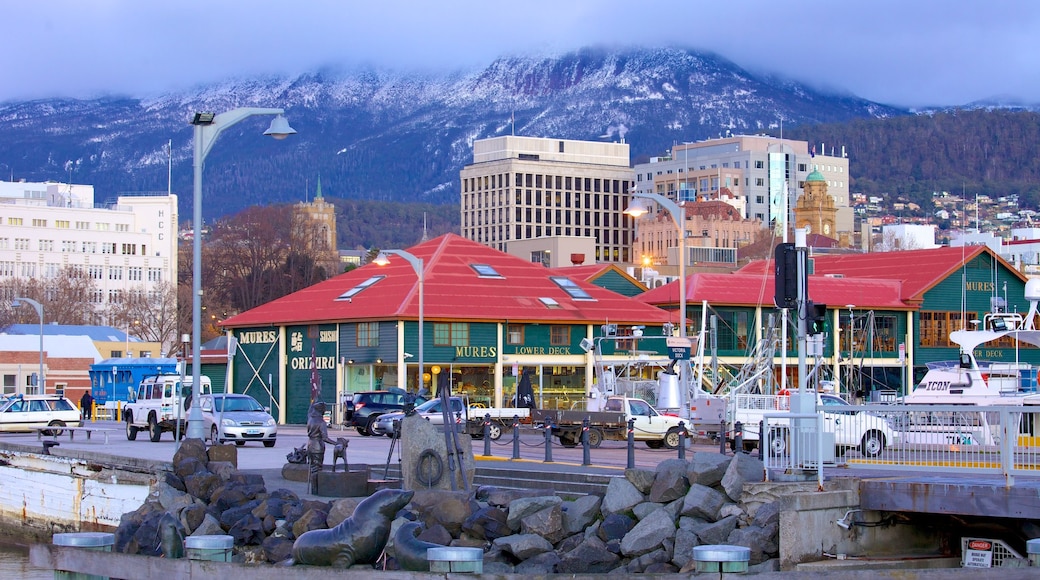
(482, 413, 492, 457)
(543, 417, 553, 463)
(185, 534, 234, 562)
(427, 546, 484, 574)
(511, 415, 520, 460)
(693, 544, 751, 574)
(734, 421, 744, 454)
(719, 419, 728, 455)
(53, 531, 114, 580)
(627, 417, 636, 469)
(677, 421, 687, 460)
(582, 416, 591, 466)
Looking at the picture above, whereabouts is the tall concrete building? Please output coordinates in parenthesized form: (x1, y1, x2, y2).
(460, 136, 635, 263)
(632, 135, 852, 235)
(0, 180, 178, 326)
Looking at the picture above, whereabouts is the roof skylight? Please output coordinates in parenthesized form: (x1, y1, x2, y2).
(335, 275, 386, 301)
(550, 276, 595, 301)
(471, 264, 504, 278)
(538, 297, 561, 308)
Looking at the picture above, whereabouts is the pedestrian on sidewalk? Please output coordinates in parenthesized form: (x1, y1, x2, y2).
(80, 391, 93, 420)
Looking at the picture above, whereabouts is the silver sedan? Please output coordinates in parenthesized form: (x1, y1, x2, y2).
(199, 394, 277, 447)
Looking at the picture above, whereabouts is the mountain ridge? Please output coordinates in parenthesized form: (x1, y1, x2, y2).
(1, 45, 913, 221)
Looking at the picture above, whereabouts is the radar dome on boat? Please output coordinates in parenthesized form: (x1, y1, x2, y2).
(1026, 279, 1040, 302)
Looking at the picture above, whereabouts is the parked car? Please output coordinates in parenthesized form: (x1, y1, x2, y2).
(0, 394, 81, 434)
(371, 396, 467, 437)
(344, 389, 426, 436)
(198, 393, 277, 447)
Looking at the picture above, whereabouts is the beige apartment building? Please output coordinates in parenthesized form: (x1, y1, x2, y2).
(633, 200, 763, 271)
(460, 136, 636, 263)
(633, 135, 852, 234)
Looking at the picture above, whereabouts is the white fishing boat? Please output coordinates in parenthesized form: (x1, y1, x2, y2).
(900, 280, 1040, 446)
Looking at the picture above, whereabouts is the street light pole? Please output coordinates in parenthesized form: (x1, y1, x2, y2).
(12, 296, 44, 394)
(373, 250, 424, 394)
(625, 192, 688, 418)
(188, 108, 296, 440)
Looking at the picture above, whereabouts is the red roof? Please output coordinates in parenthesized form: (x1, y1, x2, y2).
(222, 234, 676, 328)
(639, 246, 1024, 310)
(637, 271, 907, 310)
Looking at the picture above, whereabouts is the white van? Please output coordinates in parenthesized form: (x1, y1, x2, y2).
(124, 374, 212, 442)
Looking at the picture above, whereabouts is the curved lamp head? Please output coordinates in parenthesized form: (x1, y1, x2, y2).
(263, 115, 297, 140)
(624, 197, 652, 218)
(372, 252, 391, 266)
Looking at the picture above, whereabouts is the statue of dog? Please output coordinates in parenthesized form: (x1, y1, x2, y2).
(331, 437, 349, 472)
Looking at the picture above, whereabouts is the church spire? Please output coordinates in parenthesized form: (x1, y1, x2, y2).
(315, 174, 323, 200)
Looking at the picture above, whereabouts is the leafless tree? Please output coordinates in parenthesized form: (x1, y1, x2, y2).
(0, 267, 96, 325)
(110, 281, 181, 356)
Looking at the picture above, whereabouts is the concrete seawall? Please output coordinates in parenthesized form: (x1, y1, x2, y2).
(0, 441, 161, 541)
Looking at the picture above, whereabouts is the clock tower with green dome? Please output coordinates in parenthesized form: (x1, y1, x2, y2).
(794, 168, 838, 238)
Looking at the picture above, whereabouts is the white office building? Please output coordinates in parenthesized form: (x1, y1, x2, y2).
(0, 180, 178, 324)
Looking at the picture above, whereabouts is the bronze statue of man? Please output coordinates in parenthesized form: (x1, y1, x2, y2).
(306, 401, 336, 494)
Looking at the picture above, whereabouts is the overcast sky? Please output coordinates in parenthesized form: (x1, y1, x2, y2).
(3, 0, 1037, 108)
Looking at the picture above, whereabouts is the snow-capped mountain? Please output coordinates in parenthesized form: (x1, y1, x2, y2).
(0, 46, 907, 220)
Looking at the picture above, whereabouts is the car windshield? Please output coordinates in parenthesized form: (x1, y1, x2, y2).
(414, 399, 441, 413)
(214, 396, 264, 412)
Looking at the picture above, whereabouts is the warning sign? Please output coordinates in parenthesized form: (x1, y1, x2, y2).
(963, 539, 993, 568)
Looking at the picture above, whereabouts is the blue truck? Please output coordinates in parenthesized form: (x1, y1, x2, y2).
(88, 358, 180, 405)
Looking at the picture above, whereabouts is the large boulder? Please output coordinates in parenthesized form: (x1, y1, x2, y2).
(648, 459, 690, 503)
(671, 527, 701, 569)
(687, 452, 731, 487)
(601, 477, 644, 515)
(325, 497, 363, 528)
(410, 489, 473, 537)
(624, 468, 656, 494)
(228, 513, 265, 545)
(520, 504, 565, 545)
(693, 514, 739, 545)
(557, 536, 621, 573)
(462, 506, 511, 541)
(505, 495, 562, 531)
(720, 452, 764, 502)
(597, 513, 635, 542)
(681, 484, 728, 521)
(492, 533, 553, 560)
(156, 480, 195, 512)
(620, 511, 676, 557)
(561, 495, 601, 535)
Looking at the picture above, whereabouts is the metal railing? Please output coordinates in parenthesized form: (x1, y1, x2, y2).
(763, 403, 1040, 486)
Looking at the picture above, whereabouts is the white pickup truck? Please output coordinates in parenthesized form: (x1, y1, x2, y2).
(124, 374, 212, 442)
(532, 396, 686, 449)
(726, 391, 895, 457)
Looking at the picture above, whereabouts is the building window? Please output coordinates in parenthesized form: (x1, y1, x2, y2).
(434, 322, 469, 346)
(755, 160, 764, 169)
(507, 324, 523, 345)
(755, 178, 765, 186)
(919, 311, 973, 347)
(550, 325, 570, 346)
(356, 322, 379, 347)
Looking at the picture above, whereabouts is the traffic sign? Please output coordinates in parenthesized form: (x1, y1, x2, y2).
(667, 337, 692, 360)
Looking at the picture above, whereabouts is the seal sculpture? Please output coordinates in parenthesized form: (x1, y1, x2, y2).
(392, 521, 447, 572)
(289, 488, 414, 567)
(157, 511, 185, 559)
